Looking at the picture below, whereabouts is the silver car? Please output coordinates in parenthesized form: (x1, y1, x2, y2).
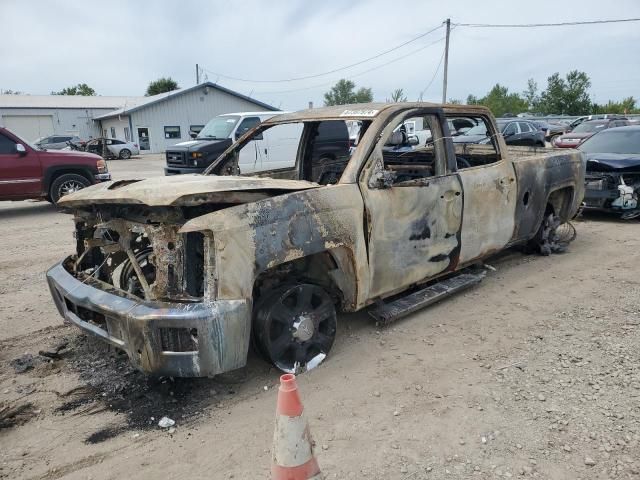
(85, 138, 140, 159)
(35, 135, 82, 150)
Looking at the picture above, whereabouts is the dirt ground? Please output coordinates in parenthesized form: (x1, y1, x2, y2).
(1, 155, 639, 479)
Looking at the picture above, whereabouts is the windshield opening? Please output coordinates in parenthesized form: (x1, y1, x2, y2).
(463, 123, 488, 136)
(197, 116, 240, 140)
(579, 130, 640, 155)
(573, 122, 606, 134)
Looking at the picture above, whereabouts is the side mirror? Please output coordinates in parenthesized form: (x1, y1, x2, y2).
(16, 144, 27, 156)
(503, 131, 514, 138)
(189, 131, 198, 139)
(408, 135, 419, 146)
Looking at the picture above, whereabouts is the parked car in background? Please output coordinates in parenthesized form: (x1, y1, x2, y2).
(453, 119, 545, 147)
(84, 138, 139, 159)
(529, 120, 567, 143)
(0, 127, 110, 204)
(554, 119, 629, 148)
(580, 126, 640, 219)
(35, 134, 82, 150)
(568, 114, 627, 131)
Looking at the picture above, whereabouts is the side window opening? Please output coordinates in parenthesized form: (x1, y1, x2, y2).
(304, 120, 351, 185)
(369, 112, 446, 187)
(449, 115, 501, 170)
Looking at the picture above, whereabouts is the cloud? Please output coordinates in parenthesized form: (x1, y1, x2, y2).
(1, 0, 639, 110)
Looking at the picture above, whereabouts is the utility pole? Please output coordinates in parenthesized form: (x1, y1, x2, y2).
(442, 18, 451, 104)
(196, 64, 200, 85)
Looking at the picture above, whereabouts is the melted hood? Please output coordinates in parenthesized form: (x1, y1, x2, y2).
(58, 174, 320, 207)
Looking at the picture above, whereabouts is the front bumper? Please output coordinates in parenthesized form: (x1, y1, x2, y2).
(46, 259, 251, 377)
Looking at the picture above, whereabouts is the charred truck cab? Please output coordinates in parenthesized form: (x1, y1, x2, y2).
(47, 103, 585, 377)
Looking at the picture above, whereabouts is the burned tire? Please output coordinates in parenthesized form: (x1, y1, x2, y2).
(528, 212, 576, 255)
(253, 283, 337, 374)
(119, 149, 131, 159)
(50, 173, 91, 204)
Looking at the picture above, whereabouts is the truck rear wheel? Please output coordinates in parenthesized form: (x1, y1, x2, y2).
(50, 173, 91, 204)
(528, 212, 576, 255)
(253, 283, 337, 374)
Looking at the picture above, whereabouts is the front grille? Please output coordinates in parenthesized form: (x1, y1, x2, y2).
(160, 327, 199, 352)
(166, 151, 186, 165)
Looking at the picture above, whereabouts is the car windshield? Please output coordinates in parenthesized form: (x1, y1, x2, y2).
(573, 122, 606, 133)
(197, 116, 240, 139)
(463, 123, 488, 136)
(579, 129, 640, 155)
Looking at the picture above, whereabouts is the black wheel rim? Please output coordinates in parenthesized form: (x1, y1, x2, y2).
(255, 284, 336, 374)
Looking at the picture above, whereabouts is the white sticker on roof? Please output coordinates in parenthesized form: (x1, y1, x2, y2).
(340, 109, 379, 117)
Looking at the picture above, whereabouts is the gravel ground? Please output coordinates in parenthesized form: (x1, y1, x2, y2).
(0, 156, 638, 479)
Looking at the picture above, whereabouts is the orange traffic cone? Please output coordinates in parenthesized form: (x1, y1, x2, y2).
(271, 374, 322, 480)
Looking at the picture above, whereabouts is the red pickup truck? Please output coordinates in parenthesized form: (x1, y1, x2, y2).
(0, 127, 111, 204)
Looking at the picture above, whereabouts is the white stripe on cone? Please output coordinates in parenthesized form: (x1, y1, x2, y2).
(272, 414, 315, 467)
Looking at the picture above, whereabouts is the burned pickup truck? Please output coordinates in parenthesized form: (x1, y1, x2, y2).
(47, 103, 585, 377)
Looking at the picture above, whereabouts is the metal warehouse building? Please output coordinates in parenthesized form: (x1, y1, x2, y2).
(96, 82, 277, 153)
(0, 94, 145, 142)
(0, 82, 277, 153)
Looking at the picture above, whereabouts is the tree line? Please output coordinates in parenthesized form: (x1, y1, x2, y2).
(322, 71, 638, 117)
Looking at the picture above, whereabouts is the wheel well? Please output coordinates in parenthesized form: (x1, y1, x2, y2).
(252, 250, 354, 312)
(546, 186, 575, 220)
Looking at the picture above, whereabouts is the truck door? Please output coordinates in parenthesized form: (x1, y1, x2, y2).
(452, 115, 517, 264)
(0, 130, 42, 198)
(360, 111, 464, 299)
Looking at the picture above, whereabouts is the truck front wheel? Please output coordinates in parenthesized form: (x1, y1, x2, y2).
(49, 173, 91, 204)
(253, 283, 337, 374)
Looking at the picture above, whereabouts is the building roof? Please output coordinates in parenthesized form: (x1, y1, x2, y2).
(0, 94, 147, 110)
(93, 82, 278, 120)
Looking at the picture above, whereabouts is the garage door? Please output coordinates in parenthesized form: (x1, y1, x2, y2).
(2, 115, 54, 142)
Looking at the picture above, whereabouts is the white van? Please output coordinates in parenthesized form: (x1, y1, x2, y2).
(165, 111, 296, 175)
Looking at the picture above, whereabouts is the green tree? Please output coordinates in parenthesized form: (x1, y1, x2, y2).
(145, 77, 179, 96)
(523, 78, 539, 111)
(51, 83, 96, 95)
(1, 89, 23, 95)
(466, 84, 528, 117)
(593, 96, 639, 115)
(389, 88, 407, 102)
(324, 79, 373, 106)
(537, 71, 592, 115)
(447, 98, 462, 104)
(466, 94, 480, 105)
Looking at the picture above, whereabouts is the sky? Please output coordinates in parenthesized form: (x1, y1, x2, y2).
(1, 0, 639, 110)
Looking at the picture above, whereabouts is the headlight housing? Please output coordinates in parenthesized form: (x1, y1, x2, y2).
(96, 159, 108, 173)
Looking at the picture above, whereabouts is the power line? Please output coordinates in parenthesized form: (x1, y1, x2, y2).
(454, 18, 640, 28)
(418, 43, 447, 100)
(200, 23, 444, 83)
(252, 35, 447, 95)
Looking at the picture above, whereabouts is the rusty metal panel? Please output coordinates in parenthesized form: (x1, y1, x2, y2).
(360, 172, 463, 299)
(58, 175, 320, 208)
(181, 184, 369, 308)
(457, 159, 518, 264)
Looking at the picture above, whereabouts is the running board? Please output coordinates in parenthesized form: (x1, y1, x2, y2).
(369, 270, 486, 325)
